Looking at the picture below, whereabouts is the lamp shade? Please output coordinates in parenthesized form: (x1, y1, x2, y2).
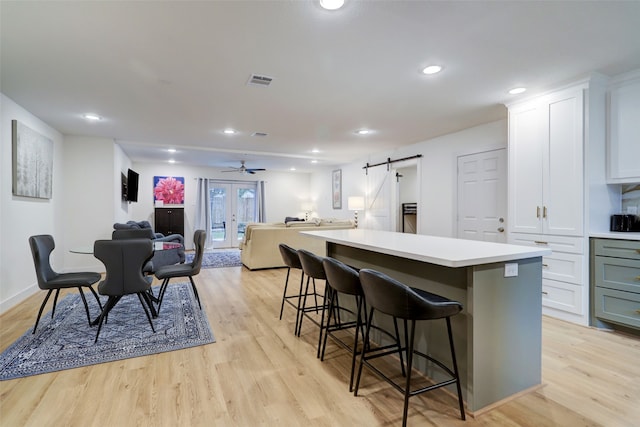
(348, 196, 365, 211)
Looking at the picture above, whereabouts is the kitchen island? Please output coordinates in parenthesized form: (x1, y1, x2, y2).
(303, 229, 551, 415)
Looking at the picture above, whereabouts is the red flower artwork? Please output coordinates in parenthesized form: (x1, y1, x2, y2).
(154, 176, 185, 204)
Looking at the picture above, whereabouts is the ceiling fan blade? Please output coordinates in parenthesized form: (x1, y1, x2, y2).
(246, 168, 266, 172)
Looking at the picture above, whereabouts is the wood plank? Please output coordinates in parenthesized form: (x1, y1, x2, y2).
(1, 266, 639, 426)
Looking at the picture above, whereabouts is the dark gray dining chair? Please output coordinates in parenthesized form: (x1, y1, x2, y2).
(154, 229, 206, 314)
(29, 234, 103, 334)
(93, 238, 156, 343)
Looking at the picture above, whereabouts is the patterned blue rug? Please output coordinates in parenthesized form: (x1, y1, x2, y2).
(0, 282, 215, 380)
(186, 249, 241, 268)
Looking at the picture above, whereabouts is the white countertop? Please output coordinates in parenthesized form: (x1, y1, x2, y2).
(303, 229, 551, 268)
(589, 232, 640, 241)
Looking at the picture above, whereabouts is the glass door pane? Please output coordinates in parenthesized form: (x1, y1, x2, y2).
(210, 184, 230, 248)
(234, 186, 256, 246)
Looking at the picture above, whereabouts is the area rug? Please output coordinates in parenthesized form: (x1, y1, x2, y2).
(0, 282, 215, 380)
(186, 249, 242, 268)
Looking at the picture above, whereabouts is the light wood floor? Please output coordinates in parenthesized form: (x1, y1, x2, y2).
(1, 265, 639, 426)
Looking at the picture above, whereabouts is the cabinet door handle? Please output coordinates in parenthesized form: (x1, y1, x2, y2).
(542, 291, 549, 295)
(536, 206, 541, 219)
(636, 249, 640, 254)
(543, 206, 548, 219)
(636, 309, 640, 315)
(534, 241, 549, 245)
(635, 276, 640, 281)
(542, 264, 549, 268)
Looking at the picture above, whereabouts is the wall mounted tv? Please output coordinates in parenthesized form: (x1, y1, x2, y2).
(121, 168, 139, 202)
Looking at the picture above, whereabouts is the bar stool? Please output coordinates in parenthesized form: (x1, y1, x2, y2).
(278, 243, 305, 334)
(321, 257, 405, 392)
(296, 249, 329, 357)
(355, 268, 466, 426)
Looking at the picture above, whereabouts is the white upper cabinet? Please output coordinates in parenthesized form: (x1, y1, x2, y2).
(508, 84, 585, 237)
(607, 72, 640, 183)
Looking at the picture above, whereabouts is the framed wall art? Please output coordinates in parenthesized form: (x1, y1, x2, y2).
(12, 120, 53, 199)
(332, 169, 342, 209)
(153, 176, 185, 206)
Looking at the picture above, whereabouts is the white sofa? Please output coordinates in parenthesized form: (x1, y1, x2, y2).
(240, 219, 354, 270)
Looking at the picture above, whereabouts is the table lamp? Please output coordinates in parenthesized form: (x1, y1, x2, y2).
(348, 196, 365, 228)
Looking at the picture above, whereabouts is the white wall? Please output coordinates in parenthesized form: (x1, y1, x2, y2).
(0, 94, 65, 313)
(310, 119, 508, 237)
(61, 135, 121, 272)
(130, 161, 311, 249)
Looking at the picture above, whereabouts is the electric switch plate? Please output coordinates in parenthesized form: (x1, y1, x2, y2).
(504, 263, 518, 277)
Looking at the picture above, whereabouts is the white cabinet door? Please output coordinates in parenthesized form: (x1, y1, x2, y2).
(508, 85, 584, 237)
(545, 87, 584, 236)
(508, 101, 544, 234)
(608, 76, 640, 183)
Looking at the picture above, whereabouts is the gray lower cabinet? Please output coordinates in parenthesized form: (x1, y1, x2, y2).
(592, 238, 640, 329)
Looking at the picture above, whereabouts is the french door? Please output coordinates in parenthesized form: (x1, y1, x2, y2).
(209, 181, 257, 248)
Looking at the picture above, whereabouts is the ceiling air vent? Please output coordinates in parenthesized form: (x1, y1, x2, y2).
(252, 132, 268, 137)
(247, 74, 273, 87)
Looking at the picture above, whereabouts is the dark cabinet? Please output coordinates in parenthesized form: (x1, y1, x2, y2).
(592, 238, 640, 330)
(155, 207, 184, 236)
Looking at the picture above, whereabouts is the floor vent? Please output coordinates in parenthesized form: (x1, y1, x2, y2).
(247, 74, 273, 87)
(252, 132, 268, 137)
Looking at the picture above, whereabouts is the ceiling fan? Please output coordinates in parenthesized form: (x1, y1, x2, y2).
(221, 160, 266, 175)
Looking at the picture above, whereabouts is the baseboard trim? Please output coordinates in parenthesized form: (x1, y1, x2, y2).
(0, 283, 38, 315)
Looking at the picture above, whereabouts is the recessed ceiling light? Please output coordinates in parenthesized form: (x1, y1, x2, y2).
(82, 113, 102, 121)
(290, 167, 297, 171)
(356, 129, 371, 135)
(320, 0, 344, 10)
(168, 159, 176, 164)
(167, 148, 177, 153)
(422, 65, 443, 75)
(311, 148, 320, 154)
(311, 160, 318, 164)
(223, 129, 236, 134)
(509, 87, 527, 95)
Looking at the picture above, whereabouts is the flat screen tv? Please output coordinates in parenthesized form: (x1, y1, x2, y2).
(126, 168, 139, 202)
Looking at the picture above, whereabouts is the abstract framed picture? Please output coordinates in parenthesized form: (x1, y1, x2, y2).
(153, 176, 185, 206)
(12, 120, 53, 199)
(332, 169, 342, 209)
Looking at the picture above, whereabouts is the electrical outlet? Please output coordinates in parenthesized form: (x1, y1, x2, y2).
(504, 263, 518, 277)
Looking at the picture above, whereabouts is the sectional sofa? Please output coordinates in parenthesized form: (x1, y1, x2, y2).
(239, 219, 354, 270)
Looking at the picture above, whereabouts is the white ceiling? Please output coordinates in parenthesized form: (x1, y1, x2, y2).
(2, 1, 640, 173)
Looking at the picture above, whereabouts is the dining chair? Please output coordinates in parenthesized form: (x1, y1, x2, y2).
(154, 229, 206, 314)
(29, 234, 103, 334)
(92, 238, 156, 343)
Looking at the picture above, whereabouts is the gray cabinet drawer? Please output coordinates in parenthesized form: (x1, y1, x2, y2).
(594, 256, 640, 293)
(594, 287, 640, 329)
(594, 239, 640, 260)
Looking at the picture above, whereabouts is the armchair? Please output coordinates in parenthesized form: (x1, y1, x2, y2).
(113, 220, 183, 244)
(112, 221, 185, 272)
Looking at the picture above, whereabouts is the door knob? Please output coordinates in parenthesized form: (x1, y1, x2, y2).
(499, 217, 505, 223)
(498, 227, 505, 233)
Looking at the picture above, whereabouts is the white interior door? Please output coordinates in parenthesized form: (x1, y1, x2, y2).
(457, 149, 507, 242)
(210, 181, 257, 248)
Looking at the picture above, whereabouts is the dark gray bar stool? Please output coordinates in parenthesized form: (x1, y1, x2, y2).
(296, 249, 329, 357)
(355, 268, 466, 426)
(321, 257, 405, 392)
(278, 243, 305, 333)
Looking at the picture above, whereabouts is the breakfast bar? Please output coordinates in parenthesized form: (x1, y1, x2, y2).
(304, 229, 552, 414)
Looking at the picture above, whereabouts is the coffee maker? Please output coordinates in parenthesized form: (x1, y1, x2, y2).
(610, 214, 640, 232)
